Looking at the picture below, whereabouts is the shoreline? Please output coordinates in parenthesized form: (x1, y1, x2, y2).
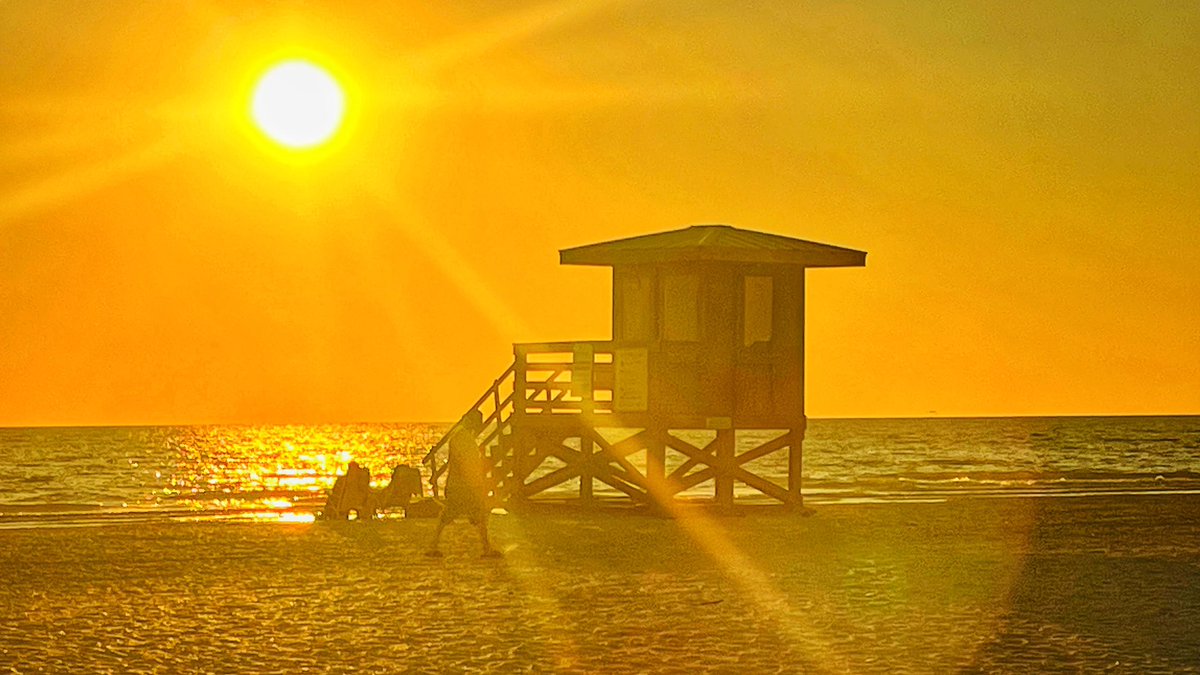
(3, 485, 1200, 531)
(2, 493, 1199, 672)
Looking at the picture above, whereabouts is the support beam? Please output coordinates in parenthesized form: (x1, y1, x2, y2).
(788, 424, 805, 506)
(677, 467, 716, 491)
(580, 434, 594, 505)
(734, 431, 792, 467)
(715, 429, 734, 508)
(510, 428, 533, 506)
(665, 436, 791, 503)
(646, 431, 667, 507)
(522, 464, 582, 497)
(593, 468, 650, 503)
(596, 429, 651, 460)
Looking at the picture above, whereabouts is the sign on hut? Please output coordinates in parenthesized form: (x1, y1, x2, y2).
(424, 224, 866, 509)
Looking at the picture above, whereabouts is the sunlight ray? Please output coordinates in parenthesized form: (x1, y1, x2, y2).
(0, 120, 171, 164)
(0, 136, 180, 226)
(477, 517, 584, 667)
(0, 94, 165, 120)
(409, 0, 634, 72)
(0, 91, 215, 140)
(660, 503, 845, 668)
(363, 176, 535, 340)
(623, 445, 844, 667)
(423, 79, 778, 113)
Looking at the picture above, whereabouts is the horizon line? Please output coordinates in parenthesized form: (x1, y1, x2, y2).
(2, 411, 1198, 431)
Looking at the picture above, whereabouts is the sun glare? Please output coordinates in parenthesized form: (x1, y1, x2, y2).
(250, 60, 345, 149)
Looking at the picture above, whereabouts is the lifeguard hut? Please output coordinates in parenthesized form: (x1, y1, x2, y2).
(423, 224, 865, 509)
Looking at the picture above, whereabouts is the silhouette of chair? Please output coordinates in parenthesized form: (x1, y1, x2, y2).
(322, 461, 373, 520)
(372, 465, 423, 516)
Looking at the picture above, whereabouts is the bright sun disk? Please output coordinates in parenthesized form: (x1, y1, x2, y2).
(251, 60, 345, 149)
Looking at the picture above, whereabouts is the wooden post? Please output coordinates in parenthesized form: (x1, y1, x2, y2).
(512, 345, 528, 505)
(715, 428, 734, 509)
(787, 420, 806, 506)
(492, 380, 503, 424)
(646, 429, 666, 508)
(580, 431, 594, 506)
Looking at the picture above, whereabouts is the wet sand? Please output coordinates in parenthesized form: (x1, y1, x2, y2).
(2, 494, 1199, 673)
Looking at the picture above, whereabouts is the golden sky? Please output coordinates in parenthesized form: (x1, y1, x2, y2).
(1, 1, 1197, 425)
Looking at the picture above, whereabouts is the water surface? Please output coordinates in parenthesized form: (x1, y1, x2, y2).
(1, 416, 1197, 527)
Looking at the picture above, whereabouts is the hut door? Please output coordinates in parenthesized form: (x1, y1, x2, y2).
(616, 270, 655, 342)
(659, 272, 703, 414)
(736, 275, 774, 419)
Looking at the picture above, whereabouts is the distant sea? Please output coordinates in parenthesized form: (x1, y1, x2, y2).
(1, 416, 1198, 528)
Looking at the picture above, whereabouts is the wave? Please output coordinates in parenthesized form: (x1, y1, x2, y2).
(791, 469, 1200, 505)
(886, 469, 1200, 483)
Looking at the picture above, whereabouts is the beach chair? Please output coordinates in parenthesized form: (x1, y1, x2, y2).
(370, 465, 424, 516)
(321, 461, 373, 520)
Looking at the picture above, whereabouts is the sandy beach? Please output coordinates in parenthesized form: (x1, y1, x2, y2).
(2, 494, 1198, 673)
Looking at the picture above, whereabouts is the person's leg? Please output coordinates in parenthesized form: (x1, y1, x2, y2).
(426, 517, 449, 556)
(477, 513, 499, 557)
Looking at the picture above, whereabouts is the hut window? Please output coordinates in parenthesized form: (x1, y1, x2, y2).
(619, 273, 654, 341)
(743, 275, 773, 346)
(662, 273, 700, 342)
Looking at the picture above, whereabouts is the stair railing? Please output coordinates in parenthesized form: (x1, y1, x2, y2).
(422, 362, 515, 497)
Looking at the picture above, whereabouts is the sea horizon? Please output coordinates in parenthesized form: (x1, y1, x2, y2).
(3, 411, 1198, 431)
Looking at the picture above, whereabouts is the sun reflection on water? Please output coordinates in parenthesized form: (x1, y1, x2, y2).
(154, 423, 444, 519)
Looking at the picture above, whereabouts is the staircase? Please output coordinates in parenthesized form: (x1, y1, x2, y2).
(421, 340, 805, 509)
(421, 340, 615, 503)
(421, 362, 517, 500)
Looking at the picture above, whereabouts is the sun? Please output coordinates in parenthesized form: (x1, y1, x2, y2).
(250, 60, 346, 150)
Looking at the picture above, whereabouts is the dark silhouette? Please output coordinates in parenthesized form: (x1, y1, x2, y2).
(426, 410, 498, 557)
(321, 460, 372, 520)
(420, 224, 866, 512)
(374, 465, 424, 516)
(321, 463, 425, 520)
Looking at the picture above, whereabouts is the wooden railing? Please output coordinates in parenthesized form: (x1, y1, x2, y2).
(421, 362, 515, 497)
(419, 340, 804, 507)
(420, 340, 617, 498)
(512, 341, 616, 419)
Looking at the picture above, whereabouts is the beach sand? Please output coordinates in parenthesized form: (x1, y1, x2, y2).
(2, 494, 1198, 673)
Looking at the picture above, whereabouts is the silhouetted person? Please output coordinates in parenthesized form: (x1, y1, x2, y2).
(426, 410, 498, 557)
(322, 460, 372, 520)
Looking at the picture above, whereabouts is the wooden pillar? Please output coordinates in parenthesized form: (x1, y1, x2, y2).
(506, 429, 524, 505)
(580, 431, 594, 505)
(511, 345, 528, 505)
(715, 428, 735, 508)
(787, 421, 806, 506)
(646, 429, 666, 506)
(792, 269, 807, 508)
(513, 346, 528, 422)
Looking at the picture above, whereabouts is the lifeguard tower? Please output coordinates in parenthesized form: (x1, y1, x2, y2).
(423, 224, 865, 509)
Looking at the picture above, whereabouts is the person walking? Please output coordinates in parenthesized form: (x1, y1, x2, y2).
(426, 410, 499, 558)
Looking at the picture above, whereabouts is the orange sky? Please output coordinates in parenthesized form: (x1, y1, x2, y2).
(1, 1, 1197, 425)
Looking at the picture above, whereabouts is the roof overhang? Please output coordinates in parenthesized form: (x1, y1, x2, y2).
(559, 224, 867, 268)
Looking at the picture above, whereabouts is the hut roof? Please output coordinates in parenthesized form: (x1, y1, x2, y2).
(559, 224, 867, 268)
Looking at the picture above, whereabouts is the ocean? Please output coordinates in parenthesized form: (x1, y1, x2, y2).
(1, 416, 1197, 528)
